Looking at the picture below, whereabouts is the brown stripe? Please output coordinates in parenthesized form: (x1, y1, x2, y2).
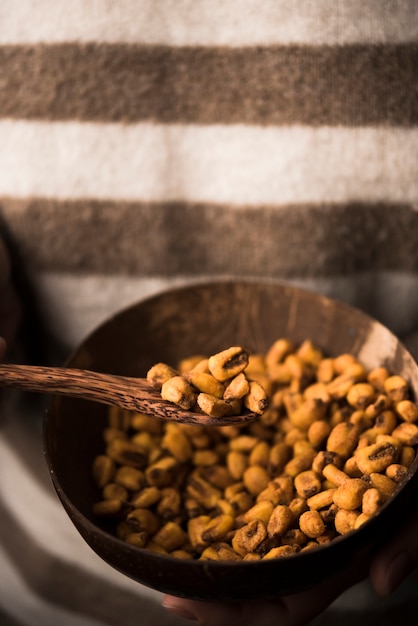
(0, 43, 417, 125)
(2, 199, 418, 277)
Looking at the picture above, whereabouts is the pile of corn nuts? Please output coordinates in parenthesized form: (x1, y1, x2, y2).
(92, 339, 418, 561)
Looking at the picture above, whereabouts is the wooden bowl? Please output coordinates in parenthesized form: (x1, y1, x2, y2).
(43, 280, 418, 601)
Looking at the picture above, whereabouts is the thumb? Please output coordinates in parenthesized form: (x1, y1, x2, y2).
(369, 508, 418, 597)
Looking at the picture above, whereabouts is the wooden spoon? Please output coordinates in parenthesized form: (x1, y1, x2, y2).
(0, 364, 257, 426)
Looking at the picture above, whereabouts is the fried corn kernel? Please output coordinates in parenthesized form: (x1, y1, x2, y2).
(156, 487, 182, 519)
(307, 488, 336, 510)
(186, 473, 222, 509)
(102, 483, 129, 501)
(294, 470, 322, 499)
(368, 473, 397, 500)
(178, 355, 208, 373)
(334, 509, 360, 535)
(106, 438, 148, 469)
(187, 515, 211, 552)
(125, 532, 149, 548)
(161, 376, 197, 410)
(226, 450, 248, 480)
(299, 510, 326, 538)
(249, 441, 270, 467)
(145, 456, 179, 488)
(362, 488, 381, 516)
(127, 508, 160, 535)
(263, 545, 298, 559)
(201, 515, 235, 542)
(161, 423, 193, 462)
(265, 339, 294, 367)
(114, 465, 145, 491)
(183, 371, 225, 398)
(308, 420, 331, 448)
(243, 465, 270, 496)
(395, 400, 418, 423)
(152, 521, 188, 552)
(223, 372, 250, 401)
(346, 383, 376, 409)
(391, 422, 418, 445)
(208, 347, 249, 382)
(267, 504, 293, 538)
(322, 464, 349, 487)
(93, 337, 418, 563)
(355, 441, 399, 474)
(400, 445, 416, 467)
(326, 422, 360, 459)
(93, 499, 124, 517)
(232, 519, 267, 556)
(332, 478, 368, 511)
(243, 500, 275, 524)
(384, 375, 409, 402)
(197, 393, 234, 418)
(385, 463, 409, 483)
(244, 381, 269, 415)
(146, 363, 179, 389)
(92, 455, 116, 488)
(284, 453, 314, 478)
(131, 486, 161, 508)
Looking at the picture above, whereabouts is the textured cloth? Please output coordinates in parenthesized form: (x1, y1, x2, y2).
(0, 1, 418, 625)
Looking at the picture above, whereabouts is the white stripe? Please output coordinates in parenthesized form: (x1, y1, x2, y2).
(0, 0, 417, 45)
(0, 431, 164, 603)
(0, 121, 417, 204)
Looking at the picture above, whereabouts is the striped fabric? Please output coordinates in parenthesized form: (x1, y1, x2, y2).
(0, 2, 418, 625)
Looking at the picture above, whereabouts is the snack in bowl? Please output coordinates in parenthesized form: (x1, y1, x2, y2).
(91, 337, 418, 562)
(43, 280, 418, 601)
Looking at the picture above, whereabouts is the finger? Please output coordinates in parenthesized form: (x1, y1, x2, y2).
(162, 558, 368, 626)
(369, 509, 418, 597)
(162, 596, 288, 626)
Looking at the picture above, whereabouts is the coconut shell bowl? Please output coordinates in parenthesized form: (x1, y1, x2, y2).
(43, 280, 418, 601)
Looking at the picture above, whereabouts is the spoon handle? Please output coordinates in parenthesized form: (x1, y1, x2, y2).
(0, 363, 257, 426)
(0, 364, 161, 413)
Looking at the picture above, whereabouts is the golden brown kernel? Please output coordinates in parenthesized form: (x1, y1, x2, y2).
(395, 400, 418, 423)
(267, 504, 293, 538)
(332, 478, 368, 511)
(299, 510, 326, 538)
(153, 522, 188, 552)
(384, 375, 409, 402)
(355, 441, 399, 474)
(146, 363, 178, 389)
(208, 347, 249, 382)
(232, 520, 268, 556)
(346, 383, 376, 409)
(327, 422, 360, 459)
(92, 455, 116, 488)
(161, 376, 197, 410)
(201, 515, 235, 542)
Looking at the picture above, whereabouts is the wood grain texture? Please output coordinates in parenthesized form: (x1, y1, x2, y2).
(0, 364, 256, 426)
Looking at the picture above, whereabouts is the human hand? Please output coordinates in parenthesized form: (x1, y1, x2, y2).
(162, 513, 418, 626)
(161, 555, 368, 626)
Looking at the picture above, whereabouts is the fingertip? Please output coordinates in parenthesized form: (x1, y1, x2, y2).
(371, 551, 414, 597)
(162, 596, 199, 621)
